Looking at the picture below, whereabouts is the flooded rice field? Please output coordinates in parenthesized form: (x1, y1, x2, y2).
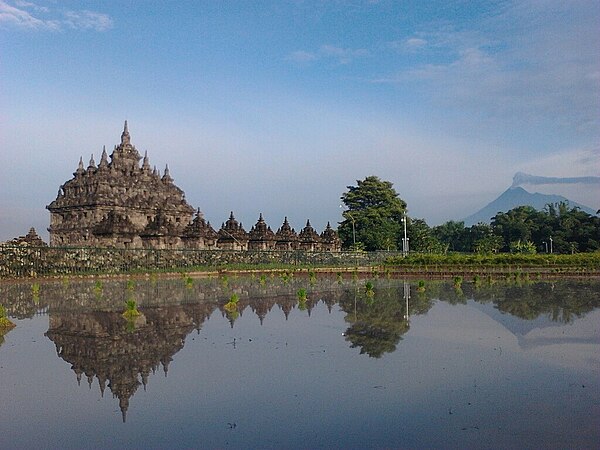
(1, 274, 599, 449)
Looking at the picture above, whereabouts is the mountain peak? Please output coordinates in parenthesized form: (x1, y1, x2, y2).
(462, 186, 595, 226)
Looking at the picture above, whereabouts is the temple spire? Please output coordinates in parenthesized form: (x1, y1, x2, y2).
(99, 146, 108, 169)
(75, 156, 85, 176)
(121, 120, 130, 145)
(162, 164, 173, 183)
(142, 151, 151, 172)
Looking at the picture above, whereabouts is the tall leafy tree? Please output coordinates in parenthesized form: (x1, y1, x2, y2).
(339, 176, 407, 251)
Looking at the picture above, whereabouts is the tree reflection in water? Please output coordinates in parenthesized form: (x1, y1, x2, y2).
(0, 276, 599, 420)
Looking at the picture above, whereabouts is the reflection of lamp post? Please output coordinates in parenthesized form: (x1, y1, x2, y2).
(549, 237, 553, 254)
(403, 281, 410, 321)
(401, 211, 409, 257)
(340, 205, 356, 250)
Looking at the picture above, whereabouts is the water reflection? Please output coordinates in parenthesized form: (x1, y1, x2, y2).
(1, 276, 599, 424)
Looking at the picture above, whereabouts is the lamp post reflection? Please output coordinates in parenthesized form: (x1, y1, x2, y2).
(403, 281, 410, 322)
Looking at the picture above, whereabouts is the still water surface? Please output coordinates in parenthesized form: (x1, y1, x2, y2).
(0, 276, 599, 449)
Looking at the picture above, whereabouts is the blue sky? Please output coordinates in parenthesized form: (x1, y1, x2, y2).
(1, 0, 599, 241)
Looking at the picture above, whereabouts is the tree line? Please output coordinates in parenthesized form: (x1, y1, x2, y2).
(338, 176, 600, 254)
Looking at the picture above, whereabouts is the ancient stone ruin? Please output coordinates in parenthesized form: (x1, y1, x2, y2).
(46, 122, 340, 251)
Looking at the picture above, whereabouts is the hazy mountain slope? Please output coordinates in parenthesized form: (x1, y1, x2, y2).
(462, 187, 596, 226)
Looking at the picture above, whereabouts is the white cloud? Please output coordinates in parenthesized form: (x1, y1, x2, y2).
(0, 0, 57, 29)
(372, 1, 600, 143)
(285, 50, 317, 63)
(286, 44, 369, 65)
(0, 0, 112, 31)
(319, 44, 369, 64)
(63, 10, 112, 31)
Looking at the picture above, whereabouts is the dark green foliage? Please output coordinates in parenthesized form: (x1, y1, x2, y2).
(407, 218, 445, 253)
(430, 202, 599, 254)
(339, 176, 407, 251)
(297, 288, 307, 301)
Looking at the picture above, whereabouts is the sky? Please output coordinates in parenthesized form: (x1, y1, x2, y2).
(1, 0, 599, 241)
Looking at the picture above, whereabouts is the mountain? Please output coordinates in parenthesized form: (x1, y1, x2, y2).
(462, 186, 596, 226)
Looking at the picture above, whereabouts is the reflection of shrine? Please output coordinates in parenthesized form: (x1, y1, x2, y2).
(45, 303, 214, 422)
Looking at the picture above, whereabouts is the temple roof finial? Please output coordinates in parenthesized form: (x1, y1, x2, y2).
(162, 164, 173, 182)
(75, 156, 85, 176)
(121, 120, 130, 145)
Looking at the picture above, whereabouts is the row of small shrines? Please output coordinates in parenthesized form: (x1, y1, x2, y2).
(5, 215, 341, 251)
(40, 122, 342, 251)
(94, 210, 341, 251)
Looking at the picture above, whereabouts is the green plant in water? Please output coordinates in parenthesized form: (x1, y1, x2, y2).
(417, 280, 426, 292)
(184, 276, 194, 288)
(365, 280, 375, 297)
(280, 271, 293, 284)
(31, 283, 41, 296)
(0, 305, 16, 330)
(453, 276, 463, 288)
(259, 274, 267, 286)
(297, 288, 308, 301)
(126, 279, 136, 291)
(122, 299, 140, 319)
(94, 280, 103, 293)
(352, 270, 358, 283)
(308, 270, 317, 285)
(336, 272, 343, 284)
(221, 275, 229, 287)
(224, 293, 239, 312)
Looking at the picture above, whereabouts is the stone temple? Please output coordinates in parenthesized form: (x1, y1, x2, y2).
(47, 122, 340, 251)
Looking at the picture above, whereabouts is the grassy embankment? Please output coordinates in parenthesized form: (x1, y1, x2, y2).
(382, 252, 600, 279)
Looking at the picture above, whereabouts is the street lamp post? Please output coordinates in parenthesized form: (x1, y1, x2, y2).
(543, 241, 548, 253)
(340, 205, 356, 250)
(549, 237, 553, 254)
(401, 211, 409, 257)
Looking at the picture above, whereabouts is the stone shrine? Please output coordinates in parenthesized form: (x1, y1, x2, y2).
(46, 122, 340, 251)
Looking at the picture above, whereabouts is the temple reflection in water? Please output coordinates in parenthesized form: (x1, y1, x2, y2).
(2, 276, 599, 422)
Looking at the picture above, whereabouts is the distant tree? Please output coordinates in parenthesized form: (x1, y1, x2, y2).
(509, 240, 537, 254)
(491, 206, 540, 252)
(470, 223, 503, 254)
(432, 220, 469, 252)
(490, 202, 599, 253)
(339, 176, 407, 251)
(407, 218, 446, 253)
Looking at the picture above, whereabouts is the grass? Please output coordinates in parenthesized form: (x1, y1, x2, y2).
(0, 305, 16, 330)
(365, 280, 375, 297)
(224, 293, 239, 312)
(122, 299, 141, 319)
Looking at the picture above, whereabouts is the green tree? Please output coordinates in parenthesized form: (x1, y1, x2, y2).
(339, 176, 407, 251)
(468, 223, 495, 252)
(407, 218, 446, 253)
(432, 220, 469, 252)
(491, 206, 541, 252)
